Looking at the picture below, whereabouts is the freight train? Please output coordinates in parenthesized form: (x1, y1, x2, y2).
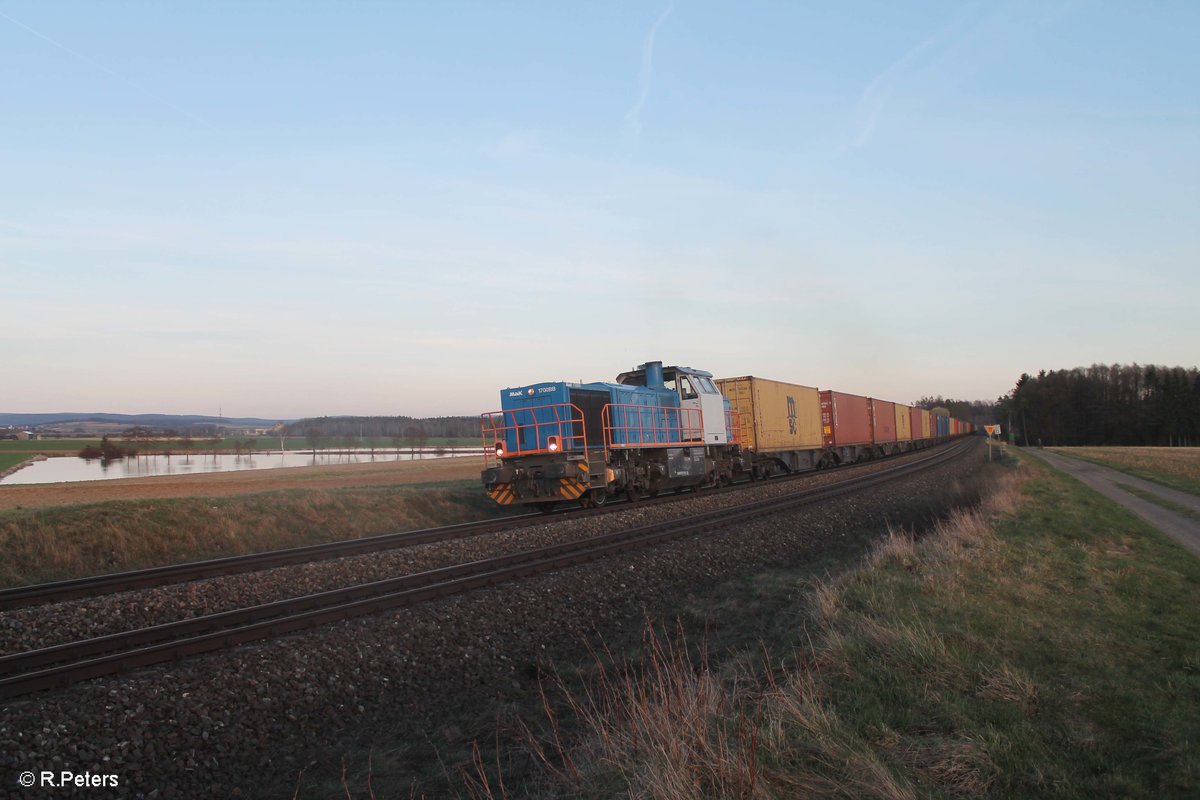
(480, 361, 973, 510)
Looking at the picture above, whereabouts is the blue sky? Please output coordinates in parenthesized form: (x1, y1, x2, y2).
(2, 1, 1197, 418)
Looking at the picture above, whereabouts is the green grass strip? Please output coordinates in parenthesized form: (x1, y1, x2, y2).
(0, 453, 32, 472)
(1116, 482, 1200, 522)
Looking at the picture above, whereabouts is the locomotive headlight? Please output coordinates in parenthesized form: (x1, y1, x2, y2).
(494, 443, 505, 458)
(548, 436, 560, 453)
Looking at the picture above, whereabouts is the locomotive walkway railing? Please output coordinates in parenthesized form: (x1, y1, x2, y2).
(481, 403, 586, 466)
(601, 404, 704, 450)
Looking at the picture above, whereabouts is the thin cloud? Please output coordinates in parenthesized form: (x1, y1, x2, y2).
(850, 32, 943, 148)
(848, 9, 975, 149)
(623, 1, 675, 145)
(0, 9, 215, 131)
(847, 0, 1079, 149)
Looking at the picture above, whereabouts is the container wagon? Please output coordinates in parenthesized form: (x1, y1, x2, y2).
(909, 406, 931, 441)
(934, 413, 951, 438)
(818, 390, 875, 464)
(895, 403, 913, 442)
(715, 375, 824, 477)
(871, 399, 898, 451)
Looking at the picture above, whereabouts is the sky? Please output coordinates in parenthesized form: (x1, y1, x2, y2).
(2, 1, 1197, 419)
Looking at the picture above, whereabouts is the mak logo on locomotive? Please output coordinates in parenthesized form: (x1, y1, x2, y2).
(508, 385, 559, 398)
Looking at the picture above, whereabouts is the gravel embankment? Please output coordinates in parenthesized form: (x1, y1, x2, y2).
(0, 440, 984, 798)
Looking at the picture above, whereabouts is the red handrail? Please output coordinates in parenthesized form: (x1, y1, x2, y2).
(481, 403, 586, 466)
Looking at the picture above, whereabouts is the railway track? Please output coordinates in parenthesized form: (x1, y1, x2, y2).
(0, 514, 544, 610)
(1, 441, 959, 610)
(0, 441, 969, 700)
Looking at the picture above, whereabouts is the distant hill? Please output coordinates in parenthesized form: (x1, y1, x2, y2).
(0, 413, 290, 429)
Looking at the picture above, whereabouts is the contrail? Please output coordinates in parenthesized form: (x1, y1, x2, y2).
(0, 9, 216, 131)
(847, 0, 1076, 149)
(850, 29, 943, 148)
(623, 1, 674, 145)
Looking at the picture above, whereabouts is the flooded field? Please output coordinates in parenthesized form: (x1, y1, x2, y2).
(0, 448, 482, 485)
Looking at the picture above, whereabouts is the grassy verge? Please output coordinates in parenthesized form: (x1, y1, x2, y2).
(1052, 446, 1200, 497)
(512, 453, 1200, 798)
(0, 453, 31, 473)
(0, 480, 504, 588)
(1117, 483, 1200, 522)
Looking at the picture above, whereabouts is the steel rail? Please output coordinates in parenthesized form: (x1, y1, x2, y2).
(0, 513, 548, 610)
(1, 441, 963, 609)
(0, 441, 970, 700)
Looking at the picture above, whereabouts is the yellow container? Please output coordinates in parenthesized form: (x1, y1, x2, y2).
(894, 403, 913, 441)
(919, 408, 932, 439)
(716, 376, 822, 452)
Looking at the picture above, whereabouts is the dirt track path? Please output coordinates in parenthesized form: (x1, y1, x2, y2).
(0, 456, 486, 510)
(1031, 449, 1200, 558)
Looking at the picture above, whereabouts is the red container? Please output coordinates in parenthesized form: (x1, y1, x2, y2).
(819, 390, 873, 447)
(909, 406, 926, 440)
(870, 399, 897, 443)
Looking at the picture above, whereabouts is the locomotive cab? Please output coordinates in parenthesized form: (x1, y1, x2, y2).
(617, 364, 729, 446)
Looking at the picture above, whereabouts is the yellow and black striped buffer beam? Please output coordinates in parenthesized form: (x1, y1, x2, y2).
(559, 478, 585, 499)
(487, 484, 516, 505)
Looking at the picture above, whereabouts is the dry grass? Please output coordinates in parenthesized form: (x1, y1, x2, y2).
(519, 623, 765, 800)
(0, 482, 498, 587)
(474, 469, 1033, 799)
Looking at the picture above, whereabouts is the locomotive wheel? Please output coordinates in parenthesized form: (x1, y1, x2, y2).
(625, 486, 640, 502)
(580, 489, 607, 508)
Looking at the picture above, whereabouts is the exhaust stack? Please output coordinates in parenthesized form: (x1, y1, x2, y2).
(640, 361, 665, 390)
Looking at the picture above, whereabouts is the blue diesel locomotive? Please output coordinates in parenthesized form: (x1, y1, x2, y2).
(480, 361, 741, 510)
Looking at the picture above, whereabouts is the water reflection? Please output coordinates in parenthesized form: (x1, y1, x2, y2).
(0, 448, 482, 486)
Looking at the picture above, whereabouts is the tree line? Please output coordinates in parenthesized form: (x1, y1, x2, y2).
(281, 416, 479, 440)
(996, 364, 1199, 447)
(914, 396, 998, 426)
